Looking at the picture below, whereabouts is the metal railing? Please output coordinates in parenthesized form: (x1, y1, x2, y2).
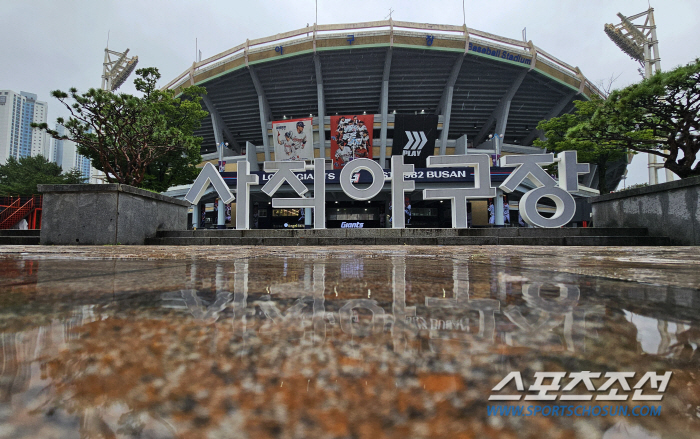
(0, 196, 42, 229)
(163, 20, 605, 98)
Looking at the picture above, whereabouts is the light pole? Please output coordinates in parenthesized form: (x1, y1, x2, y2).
(604, 7, 673, 185)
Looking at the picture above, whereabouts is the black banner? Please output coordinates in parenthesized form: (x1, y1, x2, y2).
(391, 114, 438, 168)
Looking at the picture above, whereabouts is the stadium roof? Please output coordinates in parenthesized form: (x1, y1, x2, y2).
(164, 21, 605, 156)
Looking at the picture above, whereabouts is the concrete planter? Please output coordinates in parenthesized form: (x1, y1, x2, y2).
(589, 176, 700, 246)
(38, 184, 189, 245)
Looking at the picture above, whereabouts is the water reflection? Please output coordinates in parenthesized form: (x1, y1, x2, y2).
(1, 254, 699, 438)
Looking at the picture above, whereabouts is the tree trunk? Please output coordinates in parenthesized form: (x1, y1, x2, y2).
(597, 160, 608, 194)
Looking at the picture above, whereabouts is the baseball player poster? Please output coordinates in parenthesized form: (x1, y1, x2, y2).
(330, 114, 374, 169)
(272, 117, 314, 161)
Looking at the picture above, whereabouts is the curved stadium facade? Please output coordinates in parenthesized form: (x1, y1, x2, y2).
(164, 21, 625, 229)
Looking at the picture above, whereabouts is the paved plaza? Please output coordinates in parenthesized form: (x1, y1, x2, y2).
(0, 245, 699, 438)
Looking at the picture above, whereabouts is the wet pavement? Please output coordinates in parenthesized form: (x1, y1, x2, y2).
(0, 245, 699, 439)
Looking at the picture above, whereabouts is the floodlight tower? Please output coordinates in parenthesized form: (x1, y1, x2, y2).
(101, 48, 139, 91)
(94, 47, 138, 184)
(605, 7, 673, 185)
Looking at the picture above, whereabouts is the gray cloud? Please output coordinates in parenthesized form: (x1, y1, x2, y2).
(2, 0, 697, 186)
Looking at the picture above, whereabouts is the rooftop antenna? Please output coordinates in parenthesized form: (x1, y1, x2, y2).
(385, 8, 394, 20)
(101, 45, 138, 91)
(462, 0, 466, 26)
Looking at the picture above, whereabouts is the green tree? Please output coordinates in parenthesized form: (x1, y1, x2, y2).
(535, 97, 627, 193)
(0, 155, 85, 196)
(33, 67, 208, 190)
(575, 59, 699, 179)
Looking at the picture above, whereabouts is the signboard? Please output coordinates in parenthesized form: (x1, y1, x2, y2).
(391, 114, 438, 168)
(272, 117, 313, 161)
(185, 153, 589, 230)
(467, 42, 532, 66)
(220, 167, 512, 186)
(330, 114, 374, 169)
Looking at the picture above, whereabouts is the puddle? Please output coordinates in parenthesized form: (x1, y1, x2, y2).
(0, 251, 699, 438)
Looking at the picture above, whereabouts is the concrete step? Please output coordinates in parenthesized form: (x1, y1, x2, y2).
(0, 229, 40, 237)
(0, 229, 41, 245)
(0, 236, 41, 245)
(145, 233, 670, 247)
(154, 227, 650, 239)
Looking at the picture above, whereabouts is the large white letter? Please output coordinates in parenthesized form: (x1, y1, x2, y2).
(340, 158, 385, 200)
(184, 162, 235, 205)
(235, 161, 259, 230)
(263, 159, 326, 229)
(422, 154, 495, 228)
(499, 154, 576, 228)
(390, 155, 415, 229)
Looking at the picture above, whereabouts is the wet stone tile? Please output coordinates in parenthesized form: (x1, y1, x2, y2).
(0, 245, 699, 438)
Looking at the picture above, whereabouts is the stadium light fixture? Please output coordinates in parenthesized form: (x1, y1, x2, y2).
(605, 7, 669, 185)
(604, 8, 660, 77)
(101, 48, 139, 91)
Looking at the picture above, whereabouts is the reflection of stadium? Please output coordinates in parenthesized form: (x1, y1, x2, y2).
(163, 21, 624, 229)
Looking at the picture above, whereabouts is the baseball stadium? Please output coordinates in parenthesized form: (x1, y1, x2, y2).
(162, 20, 623, 229)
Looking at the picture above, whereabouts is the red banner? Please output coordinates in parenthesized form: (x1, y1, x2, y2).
(330, 115, 374, 169)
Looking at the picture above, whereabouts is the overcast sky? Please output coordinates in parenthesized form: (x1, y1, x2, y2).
(2, 0, 698, 187)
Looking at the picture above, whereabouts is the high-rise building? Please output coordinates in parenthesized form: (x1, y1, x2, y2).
(53, 124, 105, 184)
(0, 90, 50, 164)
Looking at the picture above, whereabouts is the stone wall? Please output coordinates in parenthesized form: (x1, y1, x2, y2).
(589, 176, 700, 246)
(38, 184, 188, 245)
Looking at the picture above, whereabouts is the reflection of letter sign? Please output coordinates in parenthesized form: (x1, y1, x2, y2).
(184, 162, 235, 205)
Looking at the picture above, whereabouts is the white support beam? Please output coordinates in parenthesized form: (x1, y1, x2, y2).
(314, 54, 326, 159)
(474, 70, 528, 145)
(379, 48, 393, 168)
(436, 54, 465, 155)
(201, 94, 241, 153)
(521, 91, 576, 145)
(248, 66, 272, 161)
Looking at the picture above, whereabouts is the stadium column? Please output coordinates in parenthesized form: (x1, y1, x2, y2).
(201, 94, 241, 154)
(474, 70, 528, 146)
(436, 54, 465, 156)
(249, 67, 272, 161)
(192, 203, 199, 230)
(379, 48, 392, 169)
(521, 91, 576, 146)
(313, 54, 326, 159)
